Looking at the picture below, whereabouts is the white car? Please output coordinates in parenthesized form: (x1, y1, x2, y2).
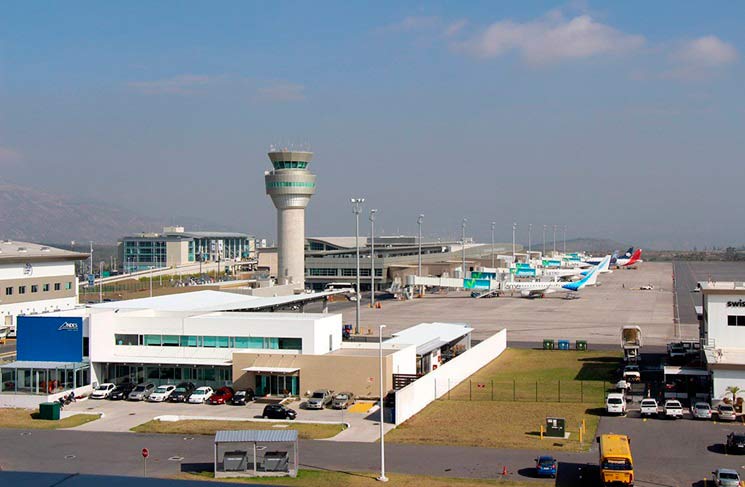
(148, 385, 176, 402)
(640, 398, 659, 417)
(90, 383, 116, 399)
(606, 393, 627, 415)
(718, 403, 737, 421)
(187, 386, 213, 404)
(663, 400, 684, 419)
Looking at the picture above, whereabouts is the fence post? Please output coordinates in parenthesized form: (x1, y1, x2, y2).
(558, 380, 561, 403)
(469, 380, 472, 401)
(491, 379, 494, 401)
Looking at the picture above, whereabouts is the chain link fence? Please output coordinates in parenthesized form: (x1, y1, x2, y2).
(439, 379, 610, 403)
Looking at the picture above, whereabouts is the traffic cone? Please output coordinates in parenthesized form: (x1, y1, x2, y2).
(501, 466, 508, 476)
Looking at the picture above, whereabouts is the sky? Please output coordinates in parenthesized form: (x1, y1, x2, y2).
(0, 1, 743, 249)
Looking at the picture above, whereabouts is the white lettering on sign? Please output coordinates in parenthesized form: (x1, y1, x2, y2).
(58, 322, 79, 331)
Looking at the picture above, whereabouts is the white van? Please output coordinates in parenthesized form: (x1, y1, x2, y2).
(606, 393, 627, 415)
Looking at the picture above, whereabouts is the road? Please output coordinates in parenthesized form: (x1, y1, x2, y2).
(673, 260, 745, 324)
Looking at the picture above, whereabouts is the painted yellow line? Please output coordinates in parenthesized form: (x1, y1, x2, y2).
(348, 401, 375, 413)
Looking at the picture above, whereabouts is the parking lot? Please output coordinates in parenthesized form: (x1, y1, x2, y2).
(63, 394, 387, 441)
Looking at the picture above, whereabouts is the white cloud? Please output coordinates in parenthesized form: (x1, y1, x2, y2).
(385, 15, 441, 32)
(0, 146, 21, 167)
(127, 75, 214, 95)
(675, 36, 738, 67)
(256, 83, 305, 102)
(444, 19, 468, 38)
(452, 14, 644, 65)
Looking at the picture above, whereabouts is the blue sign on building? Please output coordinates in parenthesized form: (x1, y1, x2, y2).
(16, 316, 84, 362)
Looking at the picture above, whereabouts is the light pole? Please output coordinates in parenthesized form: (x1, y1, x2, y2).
(512, 222, 517, 261)
(490, 222, 496, 269)
(543, 224, 547, 258)
(378, 323, 388, 483)
(528, 223, 533, 257)
(461, 218, 467, 278)
(351, 198, 365, 335)
(149, 266, 153, 297)
(563, 225, 567, 255)
(99, 261, 104, 303)
(553, 224, 557, 256)
(370, 209, 377, 308)
(89, 241, 94, 282)
(417, 214, 424, 296)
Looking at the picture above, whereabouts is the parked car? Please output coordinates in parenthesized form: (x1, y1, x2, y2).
(90, 383, 116, 399)
(691, 402, 712, 419)
(262, 404, 297, 420)
(306, 389, 333, 410)
(622, 365, 641, 382)
(148, 384, 176, 402)
(606, 393, 626, 415)
(713, 468, 741, 487)
(127, 383, 155, 401)
(168, 382, 196, 402)
(231, 389, 255, 405)
(208, 387, 235, 405)
(108, 383, 135, 400)
(663, 400, 683, 419)
(332, 392, 355, 409)
(534, 455, 557, 478)
(718, 403, 737, 421)
(726, 433, 745, 454)
(187, 386, 214, 404)
(640, 398, 659, 417)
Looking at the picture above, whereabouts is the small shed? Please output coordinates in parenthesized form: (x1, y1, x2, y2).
(213, 430, 298, 478)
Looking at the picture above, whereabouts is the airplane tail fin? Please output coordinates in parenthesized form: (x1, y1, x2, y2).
(626, 249, 642, 265)
(563, 255, 606, 291)
(624, 247, 634, 258)
(598, 255, 611, 273)
(610, 250, 618, 265)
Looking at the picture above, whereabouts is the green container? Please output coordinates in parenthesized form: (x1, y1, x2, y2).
(542, 339, 555, 350)
(39, 401, 60, 420)
(576, 340, 588, 351)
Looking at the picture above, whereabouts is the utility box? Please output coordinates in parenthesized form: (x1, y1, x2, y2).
(558, 340, 570, 350)
(223, 451, 248, 472)
(543, 339, 555, 350)
(263, 451, 289, 472)
(576, 340, 588, 351)
(38, 402, 60, 420)
(545, 417, 566, 438)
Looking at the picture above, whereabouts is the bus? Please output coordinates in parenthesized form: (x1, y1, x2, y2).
(598, 433, 634, 486)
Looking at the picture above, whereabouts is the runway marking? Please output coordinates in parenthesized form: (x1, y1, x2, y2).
(168, 456, 183, 462)
(64, 455, 76, 460)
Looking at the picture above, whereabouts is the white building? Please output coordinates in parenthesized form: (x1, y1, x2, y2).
(0, 240, 88, 336)
(700, 281, 745, 399)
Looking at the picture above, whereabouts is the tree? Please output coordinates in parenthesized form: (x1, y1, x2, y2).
(726, 386, 742, 405)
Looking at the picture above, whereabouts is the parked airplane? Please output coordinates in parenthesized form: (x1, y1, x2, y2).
(616, 248, 642, 268)
(501, 255, 607, 298)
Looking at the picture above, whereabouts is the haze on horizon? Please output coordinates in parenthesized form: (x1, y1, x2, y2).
(0, 2, 743, 250)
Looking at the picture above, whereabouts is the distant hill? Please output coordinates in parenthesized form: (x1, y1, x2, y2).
(0, 183, 234, 244)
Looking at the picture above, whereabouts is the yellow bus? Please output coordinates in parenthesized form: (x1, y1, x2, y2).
(598, 433, 634, 486)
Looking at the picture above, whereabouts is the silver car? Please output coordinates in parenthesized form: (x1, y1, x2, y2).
(691, 402, 712, 419)
(332, 392, 355, 409)
(718, 403, 737, 421)
(127, 383, 155, 401)
(713, 468, 741, 487)
(306, 389, 333, 410)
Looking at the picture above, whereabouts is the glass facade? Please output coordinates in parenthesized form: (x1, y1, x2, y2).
(272, 161, 308, 170)
(116, 334, 302, 351)
(0, 363, 90, 395)
(265, 181, 315, 189)
(101, 363, 232, 389)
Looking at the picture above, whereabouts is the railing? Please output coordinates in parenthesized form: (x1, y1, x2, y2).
(438, 379, 610, 403)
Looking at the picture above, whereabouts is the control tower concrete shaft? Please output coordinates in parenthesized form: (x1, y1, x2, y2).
(265, 150, 316, 288)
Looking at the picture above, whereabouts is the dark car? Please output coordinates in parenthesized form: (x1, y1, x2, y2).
(727, 432, 745, 454)
(230, 389, 255, 405)
(207, 386, 235, 405)
(535, 455, 557, 478)
(168, 382, 196, 403)
(108, 383, 135, 400)
(262, 404, 297, 420)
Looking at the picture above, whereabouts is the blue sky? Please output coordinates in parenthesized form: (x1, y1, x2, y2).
(1, 2, 743, 248)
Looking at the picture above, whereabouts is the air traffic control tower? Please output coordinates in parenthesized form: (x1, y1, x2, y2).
(264, 150, 316, 288)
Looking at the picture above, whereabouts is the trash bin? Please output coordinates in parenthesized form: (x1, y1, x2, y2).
(39, 401, 60, 420)
(558, 340, 570, 350)
(542, 339, 555, 350)
(576, 340, 588, 351)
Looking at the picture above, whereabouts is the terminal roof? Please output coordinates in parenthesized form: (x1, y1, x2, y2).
(0, 240, 88, 263)
(386, 322, 473, 355)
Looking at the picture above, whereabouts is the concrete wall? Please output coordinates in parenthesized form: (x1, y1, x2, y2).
(705, 294, 745, 348)
(166, 240, 189, 267)
(712, 368, 745, 400)
(258, 249, 278, 276)
(393, 329, 507, 425)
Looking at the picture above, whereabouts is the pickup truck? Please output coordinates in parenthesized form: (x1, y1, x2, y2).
(622, 365, 641, 383)
(640, 398, 659, 417)
(663, 400, 684, 419)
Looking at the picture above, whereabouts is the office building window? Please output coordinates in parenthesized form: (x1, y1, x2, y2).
(278, 338, 302, 350)
(202, 336, 217, 348)
(115, 334, 139, 346)
(179, 336, 200, 347)
(66, 282, 72, 290)
(728, 315, 745, 326)
(162, 335, 179, 347)
(43, 284, 50, 292)
(18, 286, 26, 294)
(31, 285, 38, 293)
(54, 283, 61, 291)
(234, 337, 264, 349)
(144, 335, 162, 346)
(4, 287, 11, 296)
(308, 268, 337, 276)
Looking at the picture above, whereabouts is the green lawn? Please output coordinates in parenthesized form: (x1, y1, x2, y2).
(132, 419, 345, 440)
(387, 348, 619, 451)
(0, 408, 99, 430)
(182, 469, 536, 486)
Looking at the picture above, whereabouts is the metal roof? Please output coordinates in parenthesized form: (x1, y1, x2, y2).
(0, 240, 88, 262)
(663, 366, 709, 376)
(242, 366, 300, 374)
(386, 322, 473, 351)
(214, 430, 298, 443)
(0, 361, 88, 369)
